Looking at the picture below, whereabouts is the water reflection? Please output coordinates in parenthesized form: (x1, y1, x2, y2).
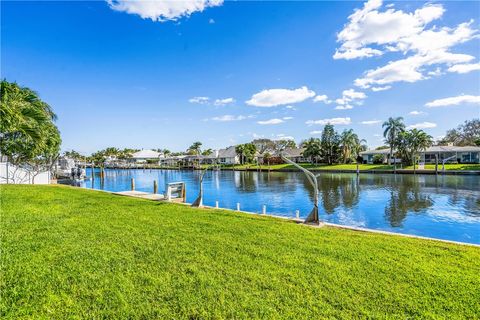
(78, 169, 480, 244)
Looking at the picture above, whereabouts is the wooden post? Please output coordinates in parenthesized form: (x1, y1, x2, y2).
(153, 180, 158, 194)
(295, 210, 300, 219)
(262, 205, 266, 215)
(236, 203, 240, 211)
(131, 178, 135, 191)
(215, 201, 219, 208)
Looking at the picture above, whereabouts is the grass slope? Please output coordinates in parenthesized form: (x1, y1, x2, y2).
(1, 185, 479, 319)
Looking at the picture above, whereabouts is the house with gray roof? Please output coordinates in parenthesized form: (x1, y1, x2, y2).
(360, 145, 480, 164)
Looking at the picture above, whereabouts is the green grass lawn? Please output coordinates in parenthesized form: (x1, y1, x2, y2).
(1, 185, 479, 319)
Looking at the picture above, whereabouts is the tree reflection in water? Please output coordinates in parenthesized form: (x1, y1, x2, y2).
(383, 177, 433, 227)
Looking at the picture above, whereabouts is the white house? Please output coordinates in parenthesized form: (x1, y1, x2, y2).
(130, 149, 163, 164)
(217, 146, 239, 165)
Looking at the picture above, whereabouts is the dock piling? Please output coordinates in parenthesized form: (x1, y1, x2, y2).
(215, 201, 219, 208)
(153, 180, 158, 194)
(131, 178, 135, 191)
(295, 210, 300, 219)
(262, 205, 266, 215)
(236, 203, 240, 211)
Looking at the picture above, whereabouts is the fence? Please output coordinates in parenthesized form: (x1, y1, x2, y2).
(0, 162, 51, 184)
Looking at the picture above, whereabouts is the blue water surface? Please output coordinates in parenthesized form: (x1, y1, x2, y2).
(79, 168, 480, 244)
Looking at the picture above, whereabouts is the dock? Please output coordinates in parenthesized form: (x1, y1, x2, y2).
(114, 190, 165, 201)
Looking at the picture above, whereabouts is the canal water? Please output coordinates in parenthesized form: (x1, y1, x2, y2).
(79, 168, 480, 244)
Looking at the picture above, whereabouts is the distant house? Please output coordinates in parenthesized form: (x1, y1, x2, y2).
(217, 146, 239, 165)
(360, 146, 480, 164)
(282, 147, 307, 163)
(130, 150, 163, 164)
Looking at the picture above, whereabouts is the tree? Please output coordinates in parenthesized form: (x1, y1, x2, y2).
(320, 124, 340, 165)
(251, 139, 275, 154)
(339, 129, 364, 164)
(63, 150, 83, 160)
(187, 141, 202, 155)
(439, 119, 480, 146)
(202, 149, 213, 156)
(382, 117, 405, 165)
(397, 129, 433, 172)
(274, 139, 296, 151)
(302, 138, 321, 164)
(0, 80, 61, 183)
(235, 143, 257, 164)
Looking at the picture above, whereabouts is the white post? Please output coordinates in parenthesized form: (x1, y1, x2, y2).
(236, 203, 240, 211)
(215, 201, 219, 208)
(295, 210, 300, 219)
(262, 205, 266, 215)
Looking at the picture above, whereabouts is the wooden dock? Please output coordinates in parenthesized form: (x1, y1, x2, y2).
(114, 190, 165, 201)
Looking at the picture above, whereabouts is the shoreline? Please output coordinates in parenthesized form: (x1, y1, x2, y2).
(76, 185, 480, 247)
(92, 166, 480, 175)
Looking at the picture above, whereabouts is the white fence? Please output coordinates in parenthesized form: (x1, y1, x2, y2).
(0, 162, 51, 184)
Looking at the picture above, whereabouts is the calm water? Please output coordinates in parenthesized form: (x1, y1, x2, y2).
(79, 168, 480, 244)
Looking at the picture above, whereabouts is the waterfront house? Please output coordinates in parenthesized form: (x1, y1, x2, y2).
(360, 145, 480, 164)
(130, 149, 164, 164)
(217, 146, 239, 165)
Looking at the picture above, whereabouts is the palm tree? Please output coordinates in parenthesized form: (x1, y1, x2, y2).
(235, 144, 246, 164)
(302, 138, 321, 164)
(339, 129, 358, 163)
(408, 129, 433, 172)
(0, 80, 60, 170)
(382, 117, 405, 165)
(187, 141, 202, 155)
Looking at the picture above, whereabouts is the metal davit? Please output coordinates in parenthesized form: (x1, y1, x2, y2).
(280, 154, 320, 224)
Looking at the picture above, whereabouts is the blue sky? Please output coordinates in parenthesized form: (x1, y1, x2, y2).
(2, 0, 479, 153)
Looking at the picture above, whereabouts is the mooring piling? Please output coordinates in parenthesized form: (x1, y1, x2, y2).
(295, 210, 300, 219)
(131, 178, 135, 191)
(153, 180, 158, 194)
(236, 203, 240, 211)
(215, 201, 219, 208)
(262, 205, 266, 215)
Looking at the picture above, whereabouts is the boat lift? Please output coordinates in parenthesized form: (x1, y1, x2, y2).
(280, 154, 321, 224)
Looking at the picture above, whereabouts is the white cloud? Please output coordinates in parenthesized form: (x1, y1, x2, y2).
(209, 18, 215, 24)
(336, 0, 478, 89)
(257, 118, 285, 125)
(361, 120, 381, 125)
(448, 62, 480, 74)
(342, 89, 367, 100)
(274, 133, 295, 140)
(409, 110, 426, 116)
(425, 95, 480, 107)
(285, 105, 296, 110)
(334, 89, 367, 109)
(211, 115, 246, 122)
(306, 117, 352, 126)
(310, 130, 323, 135)
(355, 51, 475, 88)
(214, 97, 235, 106)
(335, 105, 353, 110)
(282, 116, 293, 120)
(313, 94, 331, 104)
(246, 86, 315, 107)
(107, 0, 223, 22)
(189, 96, 209, 104)
(371, 85, 391, 92)
(407, 122, 437, 129)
